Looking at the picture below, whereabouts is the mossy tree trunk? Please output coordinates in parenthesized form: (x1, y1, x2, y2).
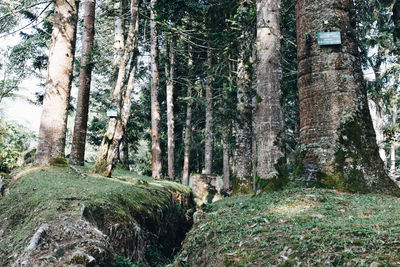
(35, 0, 79, 165)
(91, 0, 140, 177)
(70, 0, 96, 165)
(296, 0, 400, 195)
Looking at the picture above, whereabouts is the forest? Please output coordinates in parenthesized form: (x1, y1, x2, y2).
(2, 0, 400, 266)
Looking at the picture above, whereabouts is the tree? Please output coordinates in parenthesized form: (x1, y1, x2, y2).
(203, 42, 213, 174)
(296, 0, 400, 195)
(70, 0, 96, 165)
(233, 0, 255, 192)
(254, 0, 284, 182)
(166, 36, 176, 180)
(150, 0, 162, 179)
(35, 0, 79, 165)
(182, 40, 194, 185)
(91, 0, 141, 177)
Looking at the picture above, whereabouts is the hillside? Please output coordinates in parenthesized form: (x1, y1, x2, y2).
(175, 188, 400, 266)
(0, 166, 194, 266)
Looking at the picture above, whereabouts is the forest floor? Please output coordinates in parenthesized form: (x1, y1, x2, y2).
(175, 187, 400, 266)
(0, 165, 194, 266)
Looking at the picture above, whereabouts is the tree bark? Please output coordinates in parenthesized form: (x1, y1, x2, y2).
(91, 0, 140, 177)
(70, 0, 96, 165)
(223, 132, 230, 191)
(234, 31, 254, 192)
(296, 0, 400, 195)
(254, 0, 284, 180)
(35, 0, 79, 165)
(150, 0, 162, 179)
(166, 36, 176, 180)
(204, 42, 213, 175)
(182, 42, 194, 186)
(390, 104, 397, 177)
(369, 100, 388, 168)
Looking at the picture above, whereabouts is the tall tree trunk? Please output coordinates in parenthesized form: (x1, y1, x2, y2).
(166, 36, 176, 180)
(254, 0, 284, 180)
(234, 41, 254, 192)
(223, 132, 230, 191)
(91, 0, 140, 177)
(182, 42, 194, 186)
(390, 104, 397, 177)
(204, 42, 213, 174)
(35, 0, 79, 165)
(296, 0, 400, 195)
(112, 0, 126, 71)
(150, 0, 162, 179)
(70, 0, 96, 165)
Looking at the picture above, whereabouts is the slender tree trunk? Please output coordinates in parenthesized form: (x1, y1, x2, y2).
(254, 0, 284, 180)
(35, 0, 79, 165)
(119, 136, 129, 169)
(296, 0, 400, 195)
(182, 42, 194, 186)
(390, 104, 397, 177)
(70, 0, 96, 165)
(223, 132, 230, 191)
(166, 36, 176, 180)
(150, 0, 162, 179)
(234, 53, 253, 192)
(91, 0, 140, 177)
(204, 42, 213, 174)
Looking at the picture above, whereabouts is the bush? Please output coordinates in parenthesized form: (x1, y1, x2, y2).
(0, 119, 35, 173)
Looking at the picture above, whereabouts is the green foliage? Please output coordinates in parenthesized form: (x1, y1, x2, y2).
(0, 119, 34, 173)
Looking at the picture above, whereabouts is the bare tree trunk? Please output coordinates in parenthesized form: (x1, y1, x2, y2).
(182, 42, 194, 186)
(369, 100, 388, 168)
(112, 0, 126, 71)
(296, 0, 400, 195)
(70, 0, 96, 165)
(35, 0, 79, 165)
(234, 50, 254, 192)
(204, 43, 213, 174)
(119, 136, 129, 169)
(223, 132, 230, 191)
(150, 0, 162, 179)
(390, 104, 397, 177)
(91, 0, 140, 177)
(166, 36, 176, 180)
(254, 0, 284, 180)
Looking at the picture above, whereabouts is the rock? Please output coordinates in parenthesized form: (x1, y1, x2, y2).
(189, 174, 224, 206)
(193, 211, 205, 224)
(370, 262, 381, 267)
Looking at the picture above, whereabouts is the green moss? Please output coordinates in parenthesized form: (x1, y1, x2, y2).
(175, 187, 400, 266)
(0, 166, 194, 266)
(50, 157, 68, 167)
(232, 177, 252, 194)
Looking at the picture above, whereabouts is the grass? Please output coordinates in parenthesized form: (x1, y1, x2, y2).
(176, 187, 400, 266)
(0, 165, 193, 266)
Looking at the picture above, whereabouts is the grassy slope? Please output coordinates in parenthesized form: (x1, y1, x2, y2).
(0, 166, 192, 265)
(177, 188, 400, 266)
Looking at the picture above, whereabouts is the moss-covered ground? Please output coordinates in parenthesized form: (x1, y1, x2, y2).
(176, 187, 400, 266)
(0, 165, 193, 266)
